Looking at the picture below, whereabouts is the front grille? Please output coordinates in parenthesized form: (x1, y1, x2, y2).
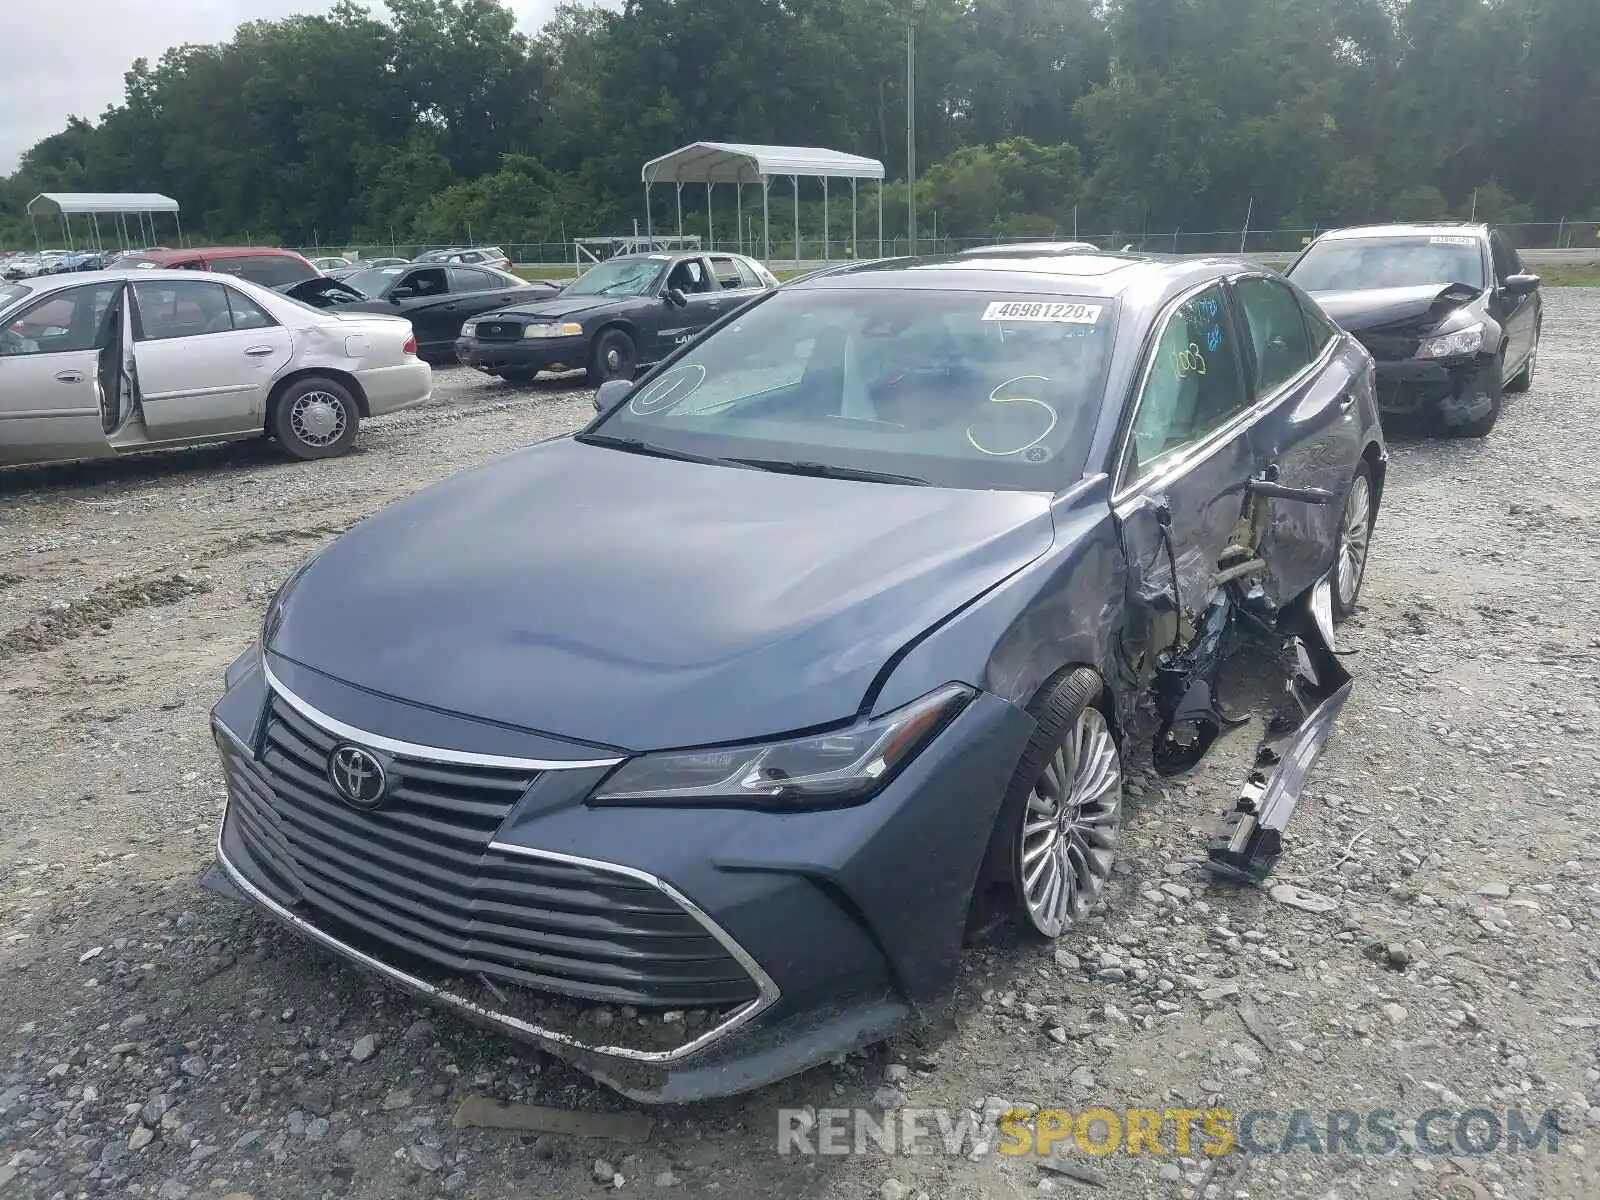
(216, 697, 759, 1010)
(1354, 327, 1422, 363)
(473, 321, 524, 342)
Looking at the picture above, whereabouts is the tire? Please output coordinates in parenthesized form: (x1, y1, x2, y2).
(1504, 326, 1538, 394)
(497, 368, 540, 385)
(1332, 460, 1374, 623)
(271, 377, 360, 461)
(984, 668, 1123, 941)
(587, 328, 637, 386)
(1443, 357, 1503, 438)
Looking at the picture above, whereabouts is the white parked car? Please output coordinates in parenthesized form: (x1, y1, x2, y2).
(0, 270, 431, 467)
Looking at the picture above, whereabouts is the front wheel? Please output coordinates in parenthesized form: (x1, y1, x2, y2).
(272, 377, 360, 460)
(497, 368, 541, 386)
(1443, 356, 1503, 438)
(986, 668, 1123, 941)
(586, 329, 637, 386)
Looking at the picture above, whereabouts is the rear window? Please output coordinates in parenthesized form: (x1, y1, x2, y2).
(0, 283, 29, 311)
(210, 254, 316, 287)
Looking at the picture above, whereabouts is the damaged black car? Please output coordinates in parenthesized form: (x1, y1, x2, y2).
(1286, 223, 1541, 436)
(204, 249, 1385, 1102)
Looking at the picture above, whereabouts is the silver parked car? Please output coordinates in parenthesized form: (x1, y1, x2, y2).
(0, 270, 431, 468)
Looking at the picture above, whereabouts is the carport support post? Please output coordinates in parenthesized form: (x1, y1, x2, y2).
(851, 178, 858, 260)
(736, 184, 743, 254)
(791, 175, 801, 268)
(877, 184, 884, 259)
(675, 183, 683, 242)
(90, 213, 102, 251)
(29, 213, 39, 251)
(761, 176, 771, 263)
(822, 177, 829, 261)
(173, 210, 185, 249)
(706, 182, 714, 251)
(644, 182, 653, 244)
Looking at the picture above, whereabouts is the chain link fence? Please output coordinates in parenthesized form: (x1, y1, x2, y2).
(291, 219, 1600, 269)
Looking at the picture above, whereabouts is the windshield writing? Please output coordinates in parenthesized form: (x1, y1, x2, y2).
(587, 288, 1118, 491)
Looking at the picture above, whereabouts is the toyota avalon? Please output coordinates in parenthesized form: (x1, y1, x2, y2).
(205, 249, 1386, 1101)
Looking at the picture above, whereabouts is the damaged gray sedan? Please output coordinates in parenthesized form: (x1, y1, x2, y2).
(205, 249, 1384, 1101)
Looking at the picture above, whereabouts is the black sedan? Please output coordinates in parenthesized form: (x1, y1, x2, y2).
(455, 251, 778, 385)
(1285, 222, 1541, 436)
(203, 249, 1385, 1101)
(285, 262, 552, 364)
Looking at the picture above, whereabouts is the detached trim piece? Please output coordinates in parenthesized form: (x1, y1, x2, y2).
(1206, 575, 1354, 884)
(214, 828, 780, 1064)
(261, 657, 623, 772)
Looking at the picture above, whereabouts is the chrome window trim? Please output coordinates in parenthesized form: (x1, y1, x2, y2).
(1109, 272, 1338, 505)
(213, 825, 778, 1066)
(261, 656, 623, 771)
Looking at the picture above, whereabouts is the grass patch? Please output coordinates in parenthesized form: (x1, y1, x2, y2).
(1531, 264, 1600, 287)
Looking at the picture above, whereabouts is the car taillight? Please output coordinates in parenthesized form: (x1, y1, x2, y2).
(403, 333, 418, 356)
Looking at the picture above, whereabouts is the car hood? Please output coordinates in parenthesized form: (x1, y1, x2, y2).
(267, 438, 1055, 752)
(1306, 282, 1481, 333)
(483, 294, 634, 322)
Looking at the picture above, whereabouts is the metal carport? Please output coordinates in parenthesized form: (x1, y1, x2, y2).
(640, 143, 887, 264)
(25, 192, 184, 252)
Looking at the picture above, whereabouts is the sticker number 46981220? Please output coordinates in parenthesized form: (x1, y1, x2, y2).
(981, 300, 1103, 324)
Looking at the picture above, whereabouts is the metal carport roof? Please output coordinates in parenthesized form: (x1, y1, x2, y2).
(640, 144, 887, 263)
(27, 192, 180, 217)
(641, 143, 885, 186)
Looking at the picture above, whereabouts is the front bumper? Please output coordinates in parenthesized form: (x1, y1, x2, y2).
(455, 335, 589, 376)
(204, 650, 1031, 1102)
(1370, 353, 1497, 425)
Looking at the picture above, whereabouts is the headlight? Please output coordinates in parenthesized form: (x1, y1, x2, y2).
(590, 683, 974, 810)
(460, 321, 477, 336)
(524, 321, 583, 339)
(1417, 322, 1484, 359)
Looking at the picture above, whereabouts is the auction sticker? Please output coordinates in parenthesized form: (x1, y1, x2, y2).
(1429, 236, 1477, 246)
(981, 300, 1102, 324)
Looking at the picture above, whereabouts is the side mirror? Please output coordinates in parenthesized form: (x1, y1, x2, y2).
(390, 287, 415, 301)
(663, 287, 688, 307)
(1503, 273, 1540, 296)
(594, 378, 633, 415)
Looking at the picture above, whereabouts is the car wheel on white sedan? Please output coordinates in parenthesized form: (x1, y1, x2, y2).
(272, 376, 360, 460)
(985, 667, 1123, 941)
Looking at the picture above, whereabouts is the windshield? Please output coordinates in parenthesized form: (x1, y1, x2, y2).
(562, 257, 665, 298)
(585, 288, 1119, 491)
(341, 265, 406, 298)
(1289, 235, 1486, 292)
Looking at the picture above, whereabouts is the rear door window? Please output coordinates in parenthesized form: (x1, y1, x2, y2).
(132, 280, 236, 340)
(1234, 276, 1313, 395)
(211, 254, 315, 287)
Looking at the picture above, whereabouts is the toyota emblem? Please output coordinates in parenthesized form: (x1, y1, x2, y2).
(327, 744, 388, 809)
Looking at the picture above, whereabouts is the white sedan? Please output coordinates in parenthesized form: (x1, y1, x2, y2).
(0, 269, 431, 468)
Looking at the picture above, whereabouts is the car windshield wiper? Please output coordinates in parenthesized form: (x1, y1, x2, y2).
(577, 433, 746, 470)
(726, 458, 931, 486)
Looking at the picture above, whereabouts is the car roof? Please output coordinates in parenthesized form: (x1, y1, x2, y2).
(124, 246, 310, 263)
(1316, 223, 1489, 242)
(785, 249, 1262, 302)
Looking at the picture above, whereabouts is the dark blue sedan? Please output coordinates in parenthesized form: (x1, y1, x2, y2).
(204, 249, 1386, 1101)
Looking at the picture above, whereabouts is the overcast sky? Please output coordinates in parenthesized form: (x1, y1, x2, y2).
(0, 0, 585, 174)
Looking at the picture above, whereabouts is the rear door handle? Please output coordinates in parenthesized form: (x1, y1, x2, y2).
(55, 370, 84, 383)
(244, 346, 276, 357)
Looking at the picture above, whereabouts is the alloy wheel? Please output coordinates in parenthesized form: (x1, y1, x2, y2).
(1337, 473, 1371, 610)
(1019, 707, 1122, 938)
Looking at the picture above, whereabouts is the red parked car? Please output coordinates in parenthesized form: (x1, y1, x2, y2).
(113, 246, 320, 288)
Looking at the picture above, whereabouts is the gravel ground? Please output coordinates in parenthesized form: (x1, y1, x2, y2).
(2, 300, 1599, 1200)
